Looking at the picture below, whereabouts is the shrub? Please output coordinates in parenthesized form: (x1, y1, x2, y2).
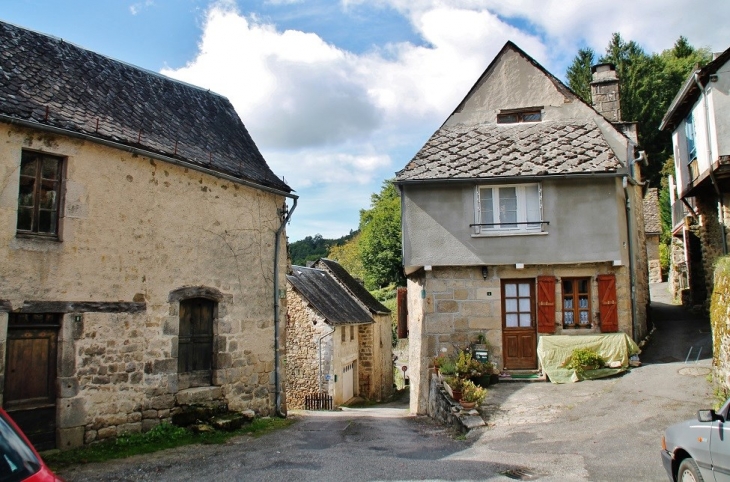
(461, 380, 487, 404)
(563, 348, 604, 375)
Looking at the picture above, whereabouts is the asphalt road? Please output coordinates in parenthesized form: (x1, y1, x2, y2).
(59, 283, 715, 481)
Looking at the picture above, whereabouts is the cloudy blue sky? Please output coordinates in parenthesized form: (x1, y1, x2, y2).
(3, 0, 729, 241)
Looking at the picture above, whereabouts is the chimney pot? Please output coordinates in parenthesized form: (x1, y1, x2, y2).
(590, 63, 621, 122)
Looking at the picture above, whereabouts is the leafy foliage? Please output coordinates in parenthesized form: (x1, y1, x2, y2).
(460, 379, 488, 404)
(563, 348, 605, 375)
(566, 34, 712, 187)
(327, 232, 365, 281)
(289, 231, 357, 267)
(358, 180, 404, 289)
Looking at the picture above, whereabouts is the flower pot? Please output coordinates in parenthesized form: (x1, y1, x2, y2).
(451, 389, 463, 402)
(489, 374, 500, 385)
(470, 374, 491, 388)
(460, 401, 477, 410)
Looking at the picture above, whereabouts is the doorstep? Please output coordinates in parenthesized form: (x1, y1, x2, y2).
(498, 370, 546, 382)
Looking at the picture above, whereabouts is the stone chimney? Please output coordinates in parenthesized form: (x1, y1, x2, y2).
(590, 63, 621, 122)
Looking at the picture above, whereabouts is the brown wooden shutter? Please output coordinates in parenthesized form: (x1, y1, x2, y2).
(536, 276, 556, 334)
(597, 274, 618, 332)
(397, 287, 408, 339)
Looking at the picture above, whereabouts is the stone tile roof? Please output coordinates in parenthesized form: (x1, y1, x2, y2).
(315, 259, 390, 315)
(0, 21, 290, 193)
(287, 266, 373, 325)
(396, 121, 622, 182)
(643, 188, 662, 234)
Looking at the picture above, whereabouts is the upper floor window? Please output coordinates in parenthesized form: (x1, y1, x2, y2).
(474, 183, 543, 235)
(17, 151, 63, 238)
(685, 113, 697, 161)
(497, 108, 542, 124)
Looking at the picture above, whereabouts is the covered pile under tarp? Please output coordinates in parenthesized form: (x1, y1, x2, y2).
(537, 333, 640, 383)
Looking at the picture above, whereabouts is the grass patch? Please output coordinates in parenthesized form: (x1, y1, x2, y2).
(44, 417, 295, 471)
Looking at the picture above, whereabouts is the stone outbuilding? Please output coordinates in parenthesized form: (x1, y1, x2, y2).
(643, 188, 663, 283)
(0, 21, 295, 450)
(285, 261, 392, 408)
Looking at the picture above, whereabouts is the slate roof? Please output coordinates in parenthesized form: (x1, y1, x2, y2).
(643, 188, 662, 235)
(396, 121, 622, 182)
(660, 45, 730, 132)
(287, 266, 373, 325)
(0, 21, 290, 193)
(315, 259, 391, 315)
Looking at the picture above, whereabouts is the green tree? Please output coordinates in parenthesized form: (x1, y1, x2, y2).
(327, 232, 366, 281)
(566, 47, 595, 103)
(358, 180, 404, 289)
(566, 34, 711, 187)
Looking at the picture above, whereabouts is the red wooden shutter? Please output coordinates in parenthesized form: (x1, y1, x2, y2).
(536, 276, 556, 334)
(397, 287, 408, 339)
(597, 274, 618, 332)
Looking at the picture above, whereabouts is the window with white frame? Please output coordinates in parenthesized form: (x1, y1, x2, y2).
(474, 183, 543, 234)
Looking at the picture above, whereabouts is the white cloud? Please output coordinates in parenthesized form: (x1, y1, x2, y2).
(129, 0, 154, 16)
(162, 0, 729, 240)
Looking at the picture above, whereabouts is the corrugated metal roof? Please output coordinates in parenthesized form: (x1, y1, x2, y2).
(0, 21, 290, 193)
(287, 266, 373, 325)
(315, 259, 391, 315)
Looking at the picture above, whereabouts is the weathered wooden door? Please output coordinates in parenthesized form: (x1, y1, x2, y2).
(178, 298, 215, 389)
(502, 280, 537, 370)
(4, 313, 59, 450)
(597, 274, 618, 332)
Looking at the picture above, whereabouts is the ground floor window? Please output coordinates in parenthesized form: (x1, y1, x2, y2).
(562, 278, 591, 328)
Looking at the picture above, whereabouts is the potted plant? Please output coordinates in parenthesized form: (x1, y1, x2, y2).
(443, 376, 466, 402)
(468, 358, 492, 387)
(455, 350, 473, 379)
(563, 348, 605, 376)
(438, 358, 456, 380)
(460, 379, 487, 409)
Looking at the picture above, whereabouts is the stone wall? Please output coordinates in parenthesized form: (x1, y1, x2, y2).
(358, 323, 373, 398)
(285, 289, 330, 409)
(710, 257, 730, 399)
(0, 125, 288, 448)
(407, 263, 634, 414)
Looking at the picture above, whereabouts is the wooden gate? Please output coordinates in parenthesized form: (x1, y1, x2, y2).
(4, 313, 60, 450)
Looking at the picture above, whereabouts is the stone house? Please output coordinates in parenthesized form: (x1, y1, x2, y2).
(285, 260, 392, 408)
(643, 188, 663, 283)
(660, 46, 730, 308)
(0, 21, 295, 450)
(395, 42, 649, 414)
(312, 258, 393, 401)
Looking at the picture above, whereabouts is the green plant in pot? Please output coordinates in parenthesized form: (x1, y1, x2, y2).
(443, 376, 466, 401)
(455, 350, 473, 378)
(460, 380, 487, 409)
(563, 348, 605, 375)
(438, 358, 456, 378)
(468, 358, 491, 387)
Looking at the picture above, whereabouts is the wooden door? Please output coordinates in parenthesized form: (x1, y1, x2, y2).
(502, 280, 537, 370)
(597, 274, 618, 332)
(4, 313, 59, 450)
(178, 298, 215, 389)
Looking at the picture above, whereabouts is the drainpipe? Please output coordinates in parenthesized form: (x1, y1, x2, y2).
(318, 326, 336, 392)
(274, 197, 298, 417)
(693, 73, 727, 255)
(622, 150, 644, 341)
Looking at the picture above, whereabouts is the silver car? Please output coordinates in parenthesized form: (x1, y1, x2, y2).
(662, 398, 730, 481)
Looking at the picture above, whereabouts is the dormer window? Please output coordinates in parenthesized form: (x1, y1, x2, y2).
(497, 108, 542, 124)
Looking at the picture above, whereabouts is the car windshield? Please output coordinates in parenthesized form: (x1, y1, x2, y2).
(0, 414, 41, 482)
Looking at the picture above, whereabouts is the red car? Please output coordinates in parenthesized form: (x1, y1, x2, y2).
(0, 408, 63, 482)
